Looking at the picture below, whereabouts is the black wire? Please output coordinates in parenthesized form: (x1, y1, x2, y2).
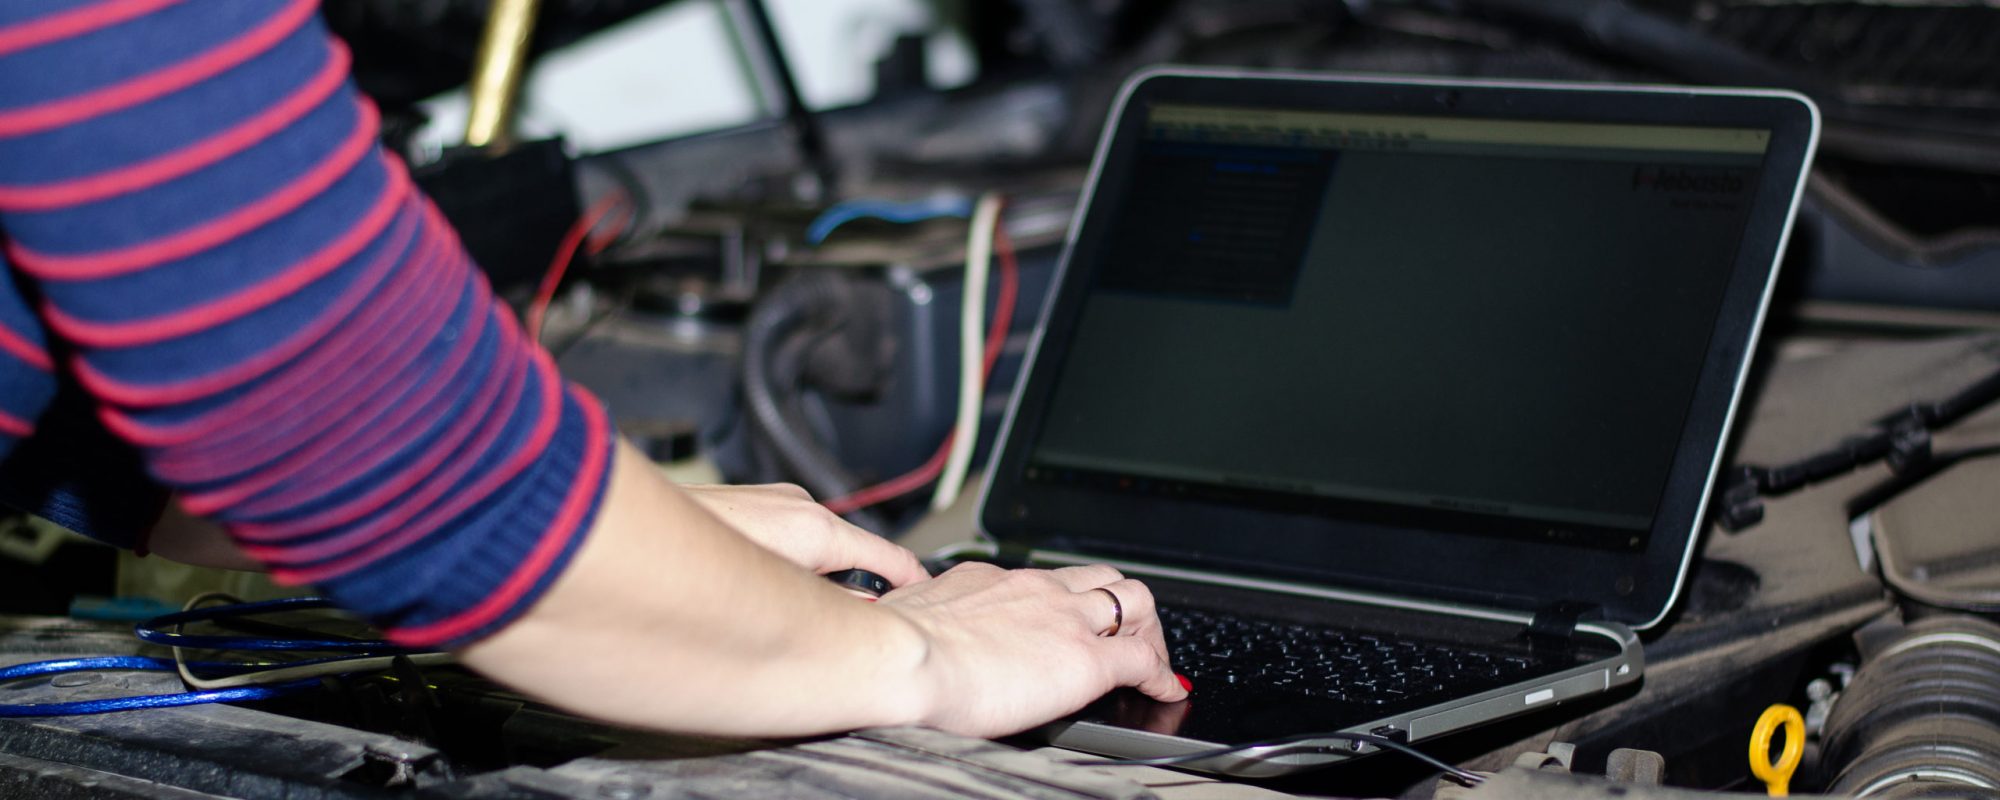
(1066, 731, 1485, 784)
(1719, 362, 2000, 531)
(1844, 442, 2000, 521)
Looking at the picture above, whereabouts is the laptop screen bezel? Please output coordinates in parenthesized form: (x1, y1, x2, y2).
(976, 69, 1819, 629)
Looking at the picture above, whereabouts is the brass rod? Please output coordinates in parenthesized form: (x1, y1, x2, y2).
(463, 0, 542, 150)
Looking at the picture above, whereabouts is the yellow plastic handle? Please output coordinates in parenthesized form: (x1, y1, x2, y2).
(1750, 703, 1805, 797)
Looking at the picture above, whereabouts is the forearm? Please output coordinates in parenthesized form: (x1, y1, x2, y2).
(458, 439, 935, 737)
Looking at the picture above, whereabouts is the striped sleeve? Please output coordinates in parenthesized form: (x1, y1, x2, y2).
(0, 0, 614, 648)
(0, 262, 53, 440)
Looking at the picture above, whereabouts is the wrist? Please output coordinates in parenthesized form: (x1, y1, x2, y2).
(865, 602, 941, 729)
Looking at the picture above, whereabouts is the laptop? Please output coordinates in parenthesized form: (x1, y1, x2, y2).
(938, 68, 1819, 777)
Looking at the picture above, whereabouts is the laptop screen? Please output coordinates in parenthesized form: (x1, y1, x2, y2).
(1023, 103, 1772, 552)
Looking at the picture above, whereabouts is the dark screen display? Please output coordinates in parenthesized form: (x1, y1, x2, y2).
(1025, 104, 1770, 550)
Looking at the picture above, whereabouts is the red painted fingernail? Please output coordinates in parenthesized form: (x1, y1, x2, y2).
(1176, 674, 1193, 692)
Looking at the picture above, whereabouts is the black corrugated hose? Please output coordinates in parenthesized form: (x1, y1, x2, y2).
(741, 271, 892, 533)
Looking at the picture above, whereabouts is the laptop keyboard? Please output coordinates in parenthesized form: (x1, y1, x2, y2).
(1161, 606, 1540, 705)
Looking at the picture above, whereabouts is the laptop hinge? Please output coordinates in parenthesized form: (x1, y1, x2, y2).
(1527, 601, 1604, 647)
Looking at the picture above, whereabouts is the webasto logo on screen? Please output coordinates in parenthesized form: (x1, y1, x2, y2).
(1630, 166, 1745, 194)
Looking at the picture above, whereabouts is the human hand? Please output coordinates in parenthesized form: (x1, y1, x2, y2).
(680, 483, 930, 589)
(881, 562, 1187, 738)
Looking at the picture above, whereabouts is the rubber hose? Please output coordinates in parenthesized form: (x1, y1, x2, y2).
(742, 273, 888, 532)
(769, 325, 889, 532)
(1821, 615, 2000, 799)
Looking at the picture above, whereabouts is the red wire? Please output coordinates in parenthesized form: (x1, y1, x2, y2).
(525, 189, 632, 344)
(823, 207, 1020, 516)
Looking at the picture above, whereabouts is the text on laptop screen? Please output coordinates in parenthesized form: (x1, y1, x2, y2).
(1025, 103, 1772, 550)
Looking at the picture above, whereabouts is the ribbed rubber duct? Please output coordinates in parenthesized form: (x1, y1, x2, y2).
(1821, 615, 2000, 799)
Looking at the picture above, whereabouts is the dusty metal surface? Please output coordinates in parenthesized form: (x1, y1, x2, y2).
(1462, 767, 1850, 800)
(486, 728, 1165, 800)
(0, 750, 233, 800)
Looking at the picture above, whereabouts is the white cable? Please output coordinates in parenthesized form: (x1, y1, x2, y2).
(932, 193, 1002, 512)
(168, 592, 452, 690)
(177, 651, 456, 690)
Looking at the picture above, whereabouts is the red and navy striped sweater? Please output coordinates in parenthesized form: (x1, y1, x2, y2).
(0, 1, 614, 648)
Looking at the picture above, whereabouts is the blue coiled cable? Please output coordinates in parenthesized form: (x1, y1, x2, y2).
(0, 656, 318, 718)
